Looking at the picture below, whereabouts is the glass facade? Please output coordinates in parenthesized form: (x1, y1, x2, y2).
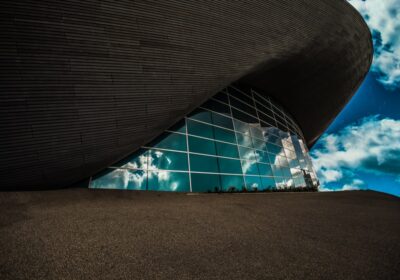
(90, 85, 319, 192)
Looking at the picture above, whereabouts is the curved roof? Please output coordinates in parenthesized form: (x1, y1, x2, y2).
(0, 1, 372, 189)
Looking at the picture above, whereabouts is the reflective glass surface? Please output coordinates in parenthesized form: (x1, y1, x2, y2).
(90, 85, 318, 192)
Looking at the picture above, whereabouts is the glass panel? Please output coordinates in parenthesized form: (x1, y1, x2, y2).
(188, 136, 216, 155)
(168, 119, 186, 133)
(187, 119, 214, 139)
(294, 176, 306, 188)
(188, 108, 212, 123)
(266, 135, 282, 147)
(281, 166, 292, 178)
(261, 177, 276, 190)
(290, 168, 302, 177)
(228, 87, 254, 105)
(229, 96, 257, 116)
(250, 126, 264, 139)
(258, 110, 276, 125)
(233, 119, 250, 135)
(238, 146, 257, 161)
(275, 178, 287, 189)
(148, 132, 187, 151)
(236, 133, 253, 148)
(115, 148, 148, 169)
(148, 149, 188, 171)
(148, 171, 189, 192)
(256, 151, 270, 164)
(252, 138, 267, 151)
(215, 142, 239, 158)
(232, 108, 258, 124)
(257, 163, 273, 176)
(272, 165, 283, 177)
(245, 176, 262, 191)
(213, 91, 229, 104)
(254, 93, 272, 110)
(278, 156, 289, 167)
(191, 173, 220, 193)
(212, 112, 234, 129)
(189, 154, 219, 173)
(241, 160, 259, 175)
(90, 168, 147, 190)
(267, 143, 282, 154)
(220, 175, 245, 192)
(214, 126, 236, 143)
(218, 157, 242, 174)
(201, 99, 230, 115)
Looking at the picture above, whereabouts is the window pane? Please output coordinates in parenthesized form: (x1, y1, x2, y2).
(220, 175, 245, 192)
(212, 112, 234, 129)
(168, 119, 186, 133)
(278, 156, 289, 167)
(241, 160, 259, 175)
(272, 165, 283, 177)
(252, 138, 267, 151)
(230, 97, 257, 116)
(258, 112, 276, 127)
(90, 168, 147, 190)
(268, 152, 277, 164)
(267, 142, 282, 154)
(238, 146, 257, 160)
(214, 127, 236, 143)
(213, 91, 229, 103)
(281, 166, 292, 178)
(202, 99, 230, 115)
(250, 126, 264, 139)
(148, 132, 187, 151)
(188, 108, 212, 123)
(189, 154, 219, 173)
(233, 119, 250, 135)
(257, 163, 273, 176)
(245, 176, 262, 191)
(261, 177, 276, 190)
(148, 149, 188, 171)
(256, 151, 270, 164)
(187, 119, 214, 139)
(228, 87, 254, 105)
(236, 133, 253, 148)
(218, 157, 242, 174)
(254, 94, 272, 110)
(215, 142, 239, 158)
(115, 148, 148, 169)
(232, 108, 258, 124)
(188, 136, 216, 155)
(191, 173, 220, 193)
(148, 171, 189, 192)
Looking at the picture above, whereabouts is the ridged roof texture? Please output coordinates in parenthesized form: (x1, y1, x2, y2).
(0, 0, 372, 189)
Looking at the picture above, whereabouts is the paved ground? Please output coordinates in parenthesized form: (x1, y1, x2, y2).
(0, 189, 399, 280)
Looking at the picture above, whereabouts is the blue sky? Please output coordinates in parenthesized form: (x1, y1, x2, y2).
(311, 0, 400, 197)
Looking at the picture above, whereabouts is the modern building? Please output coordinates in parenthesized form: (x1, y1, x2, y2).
(0, 1, 372, 191)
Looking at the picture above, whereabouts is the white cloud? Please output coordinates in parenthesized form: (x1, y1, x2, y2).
(348, 0, 400, 88)
(312, 116, 400, 190)
(319, 179, 364, 192)
(342, 179, 364, 191)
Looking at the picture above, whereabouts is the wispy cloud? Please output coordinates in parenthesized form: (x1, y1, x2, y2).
(311, 116, 400, 191)
(348, 0, 400, 89)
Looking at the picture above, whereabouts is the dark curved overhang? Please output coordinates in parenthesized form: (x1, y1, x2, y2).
(0, 1, 372, 189)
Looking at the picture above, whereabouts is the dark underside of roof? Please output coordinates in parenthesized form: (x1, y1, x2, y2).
(0, 0, 372, 190)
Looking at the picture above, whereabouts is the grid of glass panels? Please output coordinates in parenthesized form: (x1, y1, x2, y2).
(89, 85, 319, 192)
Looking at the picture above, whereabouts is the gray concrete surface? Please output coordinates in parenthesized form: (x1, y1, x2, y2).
(0, 190, 398, 279)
